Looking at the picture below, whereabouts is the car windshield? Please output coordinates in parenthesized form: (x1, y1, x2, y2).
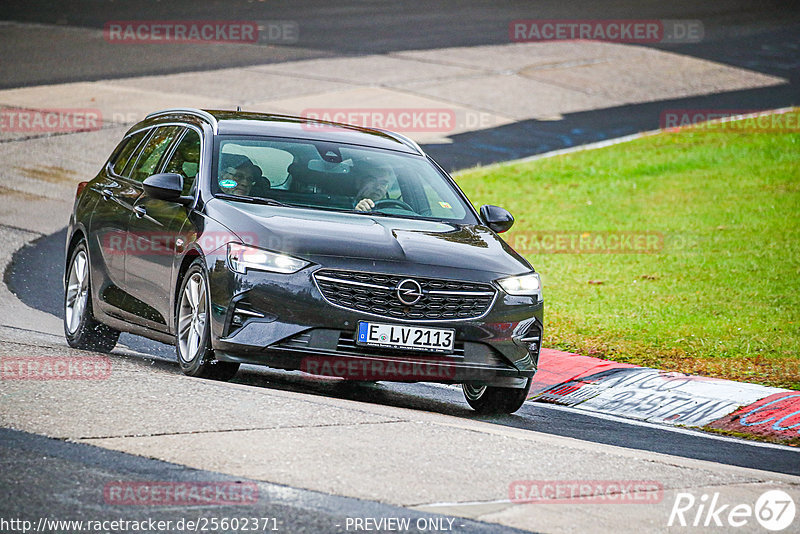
(212, 136, 477, 223)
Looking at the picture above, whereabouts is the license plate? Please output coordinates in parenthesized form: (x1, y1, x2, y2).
(356, 321, 455, 353)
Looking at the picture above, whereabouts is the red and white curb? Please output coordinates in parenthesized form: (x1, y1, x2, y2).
(709, 392, 800, 441)
(533, 348, 799, 442)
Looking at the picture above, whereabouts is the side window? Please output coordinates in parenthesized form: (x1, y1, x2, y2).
(163, 129, 201, 195)
(111, 130, 148, 177)
(129, 126, 181, 182)
(121, 129, 153, 179)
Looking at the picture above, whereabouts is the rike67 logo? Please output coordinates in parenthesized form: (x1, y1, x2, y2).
(668, 489, 796, 531)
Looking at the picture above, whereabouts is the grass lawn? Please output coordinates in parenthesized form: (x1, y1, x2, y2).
(455, 110, 800, 390)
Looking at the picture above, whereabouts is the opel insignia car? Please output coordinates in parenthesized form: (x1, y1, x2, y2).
(64, 108, 543, 413)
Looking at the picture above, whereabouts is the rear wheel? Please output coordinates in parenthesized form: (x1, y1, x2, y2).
(64, 241, 119, 352)
(462, 378, 532, 414)
(175, 260, 239, 381)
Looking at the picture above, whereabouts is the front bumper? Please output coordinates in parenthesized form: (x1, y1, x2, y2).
(206, 259, 543, 386)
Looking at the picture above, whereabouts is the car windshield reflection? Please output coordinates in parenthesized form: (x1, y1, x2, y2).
(212, 136, 474, 223)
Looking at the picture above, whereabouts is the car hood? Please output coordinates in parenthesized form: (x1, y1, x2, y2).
(205, 200, 531, 276)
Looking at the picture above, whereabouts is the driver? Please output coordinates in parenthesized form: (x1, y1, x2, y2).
(219, 157, 263, 197)
(354, 168, 393, 212)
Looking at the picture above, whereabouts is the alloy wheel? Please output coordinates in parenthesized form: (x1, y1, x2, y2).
(462, 383, 487, 401)
(178, 272, 207, 361)
(65, 250, 89, 335)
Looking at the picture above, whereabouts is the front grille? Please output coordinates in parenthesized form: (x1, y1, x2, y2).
(313, 269, 496, 321)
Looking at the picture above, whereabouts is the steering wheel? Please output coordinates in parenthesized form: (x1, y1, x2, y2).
(373, 198, 416, 212)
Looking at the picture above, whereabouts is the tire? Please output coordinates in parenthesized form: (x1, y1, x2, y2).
(175, 260, 239, 381)
(64, 241, 120, 352)
(462, 378, 532, 414)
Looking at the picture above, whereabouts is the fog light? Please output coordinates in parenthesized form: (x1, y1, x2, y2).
(230, 306, 265, 331)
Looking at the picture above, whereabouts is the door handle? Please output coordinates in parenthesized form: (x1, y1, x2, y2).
(133, 205, 146, 218)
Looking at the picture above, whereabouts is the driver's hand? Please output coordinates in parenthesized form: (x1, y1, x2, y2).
(355, 198, 375, 212)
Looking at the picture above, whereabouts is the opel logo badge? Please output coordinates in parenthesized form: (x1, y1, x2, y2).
(396, 279, 423, 306)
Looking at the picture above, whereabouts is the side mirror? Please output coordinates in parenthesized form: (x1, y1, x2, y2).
(480, 204, 514, 233)
(143, 173, 191, 205)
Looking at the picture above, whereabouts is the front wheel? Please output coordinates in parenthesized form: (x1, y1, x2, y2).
(175, 260, 239, 381)
(64, 241, 119, 352)
(462, 378, 532, 414)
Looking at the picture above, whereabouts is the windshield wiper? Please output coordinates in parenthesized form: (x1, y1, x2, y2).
(355, 210, 412, 219)
(215, 193, 290, 207)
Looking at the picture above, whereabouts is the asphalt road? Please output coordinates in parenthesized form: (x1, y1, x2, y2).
(1, 1, 798, 169)
(7, 229, 800, 478)
(0, 0, 800, 170)
(1, 0, 799, 87)
(0, 427, 527, 534)
(2, 3, 800, 530)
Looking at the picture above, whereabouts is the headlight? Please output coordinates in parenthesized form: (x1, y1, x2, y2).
(227, 243, 309, 274)
(497, 273, 541, 295)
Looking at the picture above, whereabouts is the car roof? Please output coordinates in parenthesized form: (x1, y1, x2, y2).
(139, 108, 424, 155)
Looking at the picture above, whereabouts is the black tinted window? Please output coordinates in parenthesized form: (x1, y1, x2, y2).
(122, 129, 153, 178)
(129, 126, 181, 182)
(163, 129, 201, 195)
(111, 130, 148, 177)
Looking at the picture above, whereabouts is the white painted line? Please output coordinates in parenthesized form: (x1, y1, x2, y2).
(413, 497, 514, 509)
(424, 382, 462, 391)
(424, 382, 797, 450)
(533, 402, 800, 452)
(457, 130, 661, 174)
(453, 106, 798, 175)
(0, 324, 63, 339)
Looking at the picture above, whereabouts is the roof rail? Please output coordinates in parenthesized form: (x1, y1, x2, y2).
(145, 108, 218, 133)
(374, 128, 424, 155)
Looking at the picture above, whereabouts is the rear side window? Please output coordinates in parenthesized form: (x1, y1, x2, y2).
(129, 126, 181, 182)
(163, 129, 202, 195)
(121, 129, 153, 178)
(111, 130, 148, 177)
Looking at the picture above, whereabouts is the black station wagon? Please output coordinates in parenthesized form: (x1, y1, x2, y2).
(64, 108, 543, 413)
